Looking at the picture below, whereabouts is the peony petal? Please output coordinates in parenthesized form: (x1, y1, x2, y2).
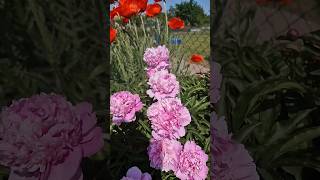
(177, 127, 185, 137)
(74, 102, 97, 134)
(81, 127, 104, 157)
(47, 146, 82, 180)
(9, 170, 38, 180)
(126, 166, 142, 179)
(76, 173, 83, 180)
(141, 172, 152, 180)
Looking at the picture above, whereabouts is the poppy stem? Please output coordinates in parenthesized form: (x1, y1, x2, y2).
(156, 18, 161, 44)
(140, 16, 147, 40)
(163, 1, 169, 44)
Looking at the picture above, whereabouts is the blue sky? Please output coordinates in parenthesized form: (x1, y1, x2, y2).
(155, 0, 210, 15)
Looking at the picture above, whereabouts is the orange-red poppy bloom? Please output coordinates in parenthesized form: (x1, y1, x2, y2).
(110, 7, 120, 21)
(168, 17, 185, 30)
(110, 27, 117, 43)
(122, 17, 130, 24)
(145, 3, 162, 17)
(117, 0, 147, 18)
(190, 54, 204, 63)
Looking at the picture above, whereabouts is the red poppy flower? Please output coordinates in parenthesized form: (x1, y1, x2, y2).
(117, 0, 147, 18)
(168, 17, 185, 30)
(145, 3, 162, 17)
(122, 17, 130, 24)
(190, 54, 204, 63)
(110, 27, 117, 43)
(137, 0, 148, 12)
(110, 7, 120, 21)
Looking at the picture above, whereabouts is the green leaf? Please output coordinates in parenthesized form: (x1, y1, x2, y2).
(282, 167, 302, 180)
(232, 78, 306, 132)
(266, 109, 315, 145)
(233, 121, 261, 143)
(258, 168, 275, 180)
(278, 126, 320, 156)
(310, 69, 320, 76)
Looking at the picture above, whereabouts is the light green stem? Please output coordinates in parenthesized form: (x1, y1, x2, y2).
(140, 15, 147, 39)
(163, 1, 169, 44)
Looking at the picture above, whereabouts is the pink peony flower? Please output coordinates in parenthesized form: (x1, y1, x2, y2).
(147, 98, 191, 140)
(212, 143, 260, 180)
(146, 62, 170, 78)
(110, 91, 143, 125)
(0, 93, 103, 180)
(210, 112, 233, 156)
(211, 112, 259, 180)
(210, 62, 222, 104)
(146, 70, 180, 100)
(121, 166, 152, 180)
(143, 45, 170, 69)
(147, 138, 182, 172)
(175, 141, 208, 180)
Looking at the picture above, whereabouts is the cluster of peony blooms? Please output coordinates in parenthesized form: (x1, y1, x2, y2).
(210, 62, 260, 180)
(0, 93, 104, 180)
(110, 45, 209, 179)
(145, 45, 208, 180)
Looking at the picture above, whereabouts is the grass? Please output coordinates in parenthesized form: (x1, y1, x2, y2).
(170, 31, 210, 61)
(167, 31, 210, 75)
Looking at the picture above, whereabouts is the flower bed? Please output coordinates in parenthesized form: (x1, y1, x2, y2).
(110, 0, 210, 179)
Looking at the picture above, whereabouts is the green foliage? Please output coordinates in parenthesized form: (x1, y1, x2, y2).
(168, 0, 209, 27)
(215, 2, 320, 179)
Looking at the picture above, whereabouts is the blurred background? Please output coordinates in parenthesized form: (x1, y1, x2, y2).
(0, 0, 109, 179)
(212, 0, 320, 179)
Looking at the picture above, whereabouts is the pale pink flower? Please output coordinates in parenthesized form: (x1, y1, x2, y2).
(175, 141, 208, 180)
(121, 166, 152, 180)
(110, 91, 143, 125)
(146, 70, 180, 100)
(210, 62, 222, 104)
(211, 112, 259, 180)
(0, 93, 103, 180)
(147, 98, 191, 140)
(147, 138, 182, 172)
(143, 45, 170, 69)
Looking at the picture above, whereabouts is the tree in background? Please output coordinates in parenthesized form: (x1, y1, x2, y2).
(168, 0, 209, 27)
